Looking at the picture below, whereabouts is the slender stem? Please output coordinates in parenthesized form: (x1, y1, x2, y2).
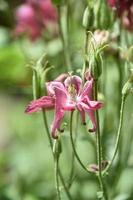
(82, 30, 89, 82)
(57, 6, 71, 71)
(42, 110, 73, 200)
(42, 110, 53, 149)
(68, 112, 79, 188)
(103, 95, 126, 175)
(54, 151, 61, 200)
(70, 111, 91, 174)
(94, 79, 108, 200)
(58, 171, 73, 200)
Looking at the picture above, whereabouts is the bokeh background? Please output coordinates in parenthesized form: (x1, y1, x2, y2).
(0, 0, 133, 199)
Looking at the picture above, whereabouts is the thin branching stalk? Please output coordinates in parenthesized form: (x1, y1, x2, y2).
(103, 95, 126, 175)
(68, 112, 79, 188)
(42, 110, 73, 200)
(94, 79, 108, 200)
(42, 110, 53, 149)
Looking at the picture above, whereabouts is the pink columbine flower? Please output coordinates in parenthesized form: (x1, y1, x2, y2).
(14, 0, 57, 40)
(25, 75, 103, 138)
(107, 0, 133, 31)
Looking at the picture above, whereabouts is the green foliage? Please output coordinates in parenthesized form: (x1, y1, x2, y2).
(51, 0, 64, 6)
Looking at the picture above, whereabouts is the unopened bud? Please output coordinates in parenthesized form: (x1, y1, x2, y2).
(37, 53, 51, 73)
(122, 78, 133, 97)
(87, 164, 99, 173)
(32, 54, 53, 98)
(125, 62, 133, 77)
(82, 7, 94, 30)
(94, 0, 112, 29)
(53, 138, 62, 159)
(93, 30, 109, 48)
(89, 53, 103, 79)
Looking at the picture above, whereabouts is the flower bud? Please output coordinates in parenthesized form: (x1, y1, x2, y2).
(32, 69, 41, 99)
(94, 0, 112, 29)
(122, 78, 133, 97)
(87, 164, 99, 173)
(53, 138, 62, 159)
(93, 30, 109, 48)
(125, 62, 133, 78)
(89, 53, 103, 79)
(32, 54, 53, 99)
(82, 7, 94, 30)
(36, 53, 51, 72)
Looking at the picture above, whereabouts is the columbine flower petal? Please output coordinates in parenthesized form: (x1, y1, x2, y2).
(50, 84, 67, 138)
(46, 81, 67, 96)
(83, 96, 103, 110)
(82, 106, 97, 132)
(77, 104, 86, 125)
(25, 96, 55, 113)
(79, 78, 93, 99)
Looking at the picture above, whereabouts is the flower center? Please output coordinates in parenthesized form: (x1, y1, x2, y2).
(68, 84, 77, 101)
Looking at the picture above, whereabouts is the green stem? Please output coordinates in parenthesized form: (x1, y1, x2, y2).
(70, 111, 91, 174)
(54, 153, 61, 200)
(42, 110, 73, 200)
(42, 110, 53, 149)
(94, 80, 108, 200)
(82, 30, 89, 82)
(68, 112, 79, 188)
(59, 171, 73, 200)
(57, 6, 71, 71)
(103, 95, 126, 175)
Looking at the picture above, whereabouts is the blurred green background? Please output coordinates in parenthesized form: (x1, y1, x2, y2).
(0, 0, 133, 200)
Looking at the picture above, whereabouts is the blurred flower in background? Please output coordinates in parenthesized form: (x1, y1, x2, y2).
(14, 0, 58, 40)
(107, 0, 133, 31)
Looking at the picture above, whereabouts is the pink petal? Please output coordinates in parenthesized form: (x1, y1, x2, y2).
(63, 102, 75, 111)
(46, 81, 67, 96)
(80, 78, 93, 99)
(77, 104, 86, 125)
(25, 96, 54, 113)
(87, 100, 103, 109)
(83, 97, 103, 110)
(79, 102, 97, 132)
(64, 75, 82, 94)
(51, 85, 67, 138)
(84, 109, 97, 132)
(54, 73, 68, 82)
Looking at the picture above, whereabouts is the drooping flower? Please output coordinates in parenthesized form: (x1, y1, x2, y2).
(107, 0, 116, 7)
(107, 0, 133, 31)
(14, 0, 57, 40)
(25, 75, 103, 138)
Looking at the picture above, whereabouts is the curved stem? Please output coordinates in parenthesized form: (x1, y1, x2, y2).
(42, 110, 53, 149)
(68, 112, 79, 188)
(103, 95, 126, 175)
(94, 80, 108, 200)
(70, 111, 91, 174)
(58, 171, 73, 200)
